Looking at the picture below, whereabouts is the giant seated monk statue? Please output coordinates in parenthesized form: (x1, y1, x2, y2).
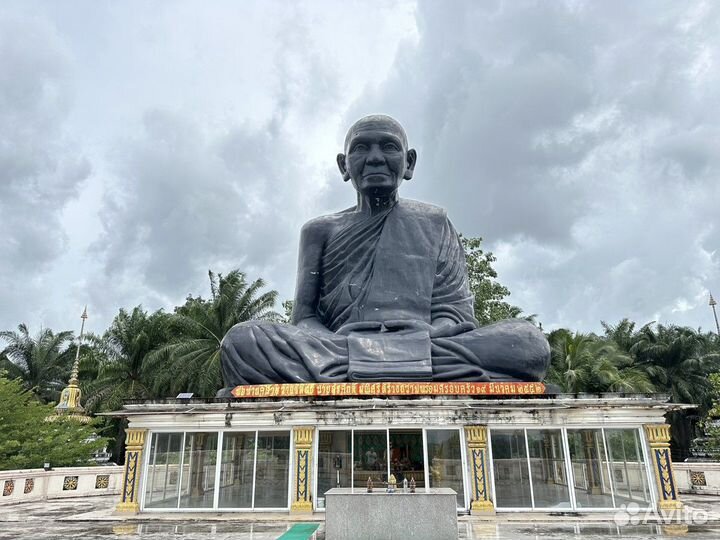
(218, 115, 550, 392)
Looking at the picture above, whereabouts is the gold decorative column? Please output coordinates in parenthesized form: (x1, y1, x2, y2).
(644, 424, 683, 511)
(291, 427, 314, 513)
(116, 428, 148, 513)
(465, 426, 494, 514)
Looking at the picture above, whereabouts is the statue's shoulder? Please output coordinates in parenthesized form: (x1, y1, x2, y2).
(299, 207, 355, 240)
(398, 198, 448, 220)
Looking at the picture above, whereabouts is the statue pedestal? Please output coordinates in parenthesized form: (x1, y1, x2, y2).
(325, 488, 457, 540)
(112, 392, 684, 516)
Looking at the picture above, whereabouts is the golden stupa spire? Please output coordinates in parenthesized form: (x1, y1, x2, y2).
(49, 306, 91, 423)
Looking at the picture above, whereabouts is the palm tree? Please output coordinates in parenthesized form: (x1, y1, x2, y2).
(604, 320, 720, 459)
(545, 329, 654, 394)
(83, 307, 172, 412)
(145, 270, 279, 397)
(625, 323, 719, 405)
(0, 324, 74, 403)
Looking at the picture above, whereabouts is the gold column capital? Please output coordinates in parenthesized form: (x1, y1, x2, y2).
(645, 424, 671, 446)
(124, 428, 147, 449)
(465, 425, 488, 448)
(293, 427, 313, 450)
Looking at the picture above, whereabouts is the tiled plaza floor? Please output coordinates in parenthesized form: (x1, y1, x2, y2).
(3, 495, 720, 539)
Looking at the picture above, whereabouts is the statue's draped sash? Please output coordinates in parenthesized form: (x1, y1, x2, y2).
(317, 200, 475, 331)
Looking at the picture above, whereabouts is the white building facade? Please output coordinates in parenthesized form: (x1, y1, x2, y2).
(112, 394, 684, 515)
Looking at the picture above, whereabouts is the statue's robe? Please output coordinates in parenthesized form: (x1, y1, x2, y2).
(220, 199, 549, 388)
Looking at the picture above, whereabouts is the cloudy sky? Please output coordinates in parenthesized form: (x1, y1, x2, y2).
(2, 0, 719, 337)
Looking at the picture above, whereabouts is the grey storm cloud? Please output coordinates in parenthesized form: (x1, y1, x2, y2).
(0, 12, 90, 328)
(341, 0, 720, 330)
(1, 0, 718, 335)
(91, 109, 310, 313)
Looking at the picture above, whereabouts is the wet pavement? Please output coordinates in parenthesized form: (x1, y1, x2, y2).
(3, 495, 720, 539)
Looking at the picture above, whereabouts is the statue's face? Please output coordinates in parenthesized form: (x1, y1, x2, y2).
(337, 118, 416, 196)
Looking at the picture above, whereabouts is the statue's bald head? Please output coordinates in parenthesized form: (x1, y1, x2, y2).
(344, 114, 408, 152)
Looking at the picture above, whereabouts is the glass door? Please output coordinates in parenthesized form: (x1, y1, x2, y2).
(316, 430, 352, 509)
(425, 429, 466, 508)
(353, 430, 387, 488)
(389, 429, 425, 488)
(567, 429, 615, 509)
(144, 432, 183, 509)
(218, 432, 256, 508)
(254, 431, 290, 508)
(178, 433, 218, 509)
(491, 429, 532, 508)
(526, 429, 571, 509)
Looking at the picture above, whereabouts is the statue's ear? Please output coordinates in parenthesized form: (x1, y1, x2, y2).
(337, 153, 351, 182)
(403, 148, 418, 180)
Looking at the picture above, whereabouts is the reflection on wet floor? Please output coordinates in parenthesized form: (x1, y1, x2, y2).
(5, 521, 720, 540)
(2, 522, 321, 540)
(5, 496, 720, 539)
(462, 522, 720, 539)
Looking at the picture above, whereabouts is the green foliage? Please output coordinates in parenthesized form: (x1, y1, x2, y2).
(545, 329, 654, 393)
(0, 374, 107, 470)
(698, 373, 720, 458)
(0, 324, 74, 403)
(602, 319, 720, 406)
(601, 319, 720, 458)
(144, 270, 279, 397)
(282, 300, 294, 323)
(460, 236, 525, 325)
(83, 307, 174, 412)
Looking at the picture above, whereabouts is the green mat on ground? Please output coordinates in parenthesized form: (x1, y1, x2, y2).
(276, 523, 320, 540)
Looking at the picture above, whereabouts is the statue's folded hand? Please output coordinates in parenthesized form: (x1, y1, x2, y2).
(336, 321, 385, 336)
(382, 320, 433, 334)
(382, 319, 474, 338)
(428, 321, 476, 338)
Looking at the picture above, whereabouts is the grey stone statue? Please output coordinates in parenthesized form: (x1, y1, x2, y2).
(218, 115, 550, 392)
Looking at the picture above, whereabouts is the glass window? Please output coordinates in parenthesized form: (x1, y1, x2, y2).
(526, 429, 571, 509)
(218, 432, 256, 508)
(144, 432, 183, 509)
(567, 429, 614, 508)
(353, 430, 388, 488)
(426, 429, 465, 508)
(605, 429, 652, 506)
(491, 429, 532, 508)
(179, 433, 218, 508)
(316, 431, 352, 509)
(254, 432, 290, 508)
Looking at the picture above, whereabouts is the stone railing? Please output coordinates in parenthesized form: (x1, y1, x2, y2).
(674, 462, 720, 495)
(0, 465, 123, 504)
